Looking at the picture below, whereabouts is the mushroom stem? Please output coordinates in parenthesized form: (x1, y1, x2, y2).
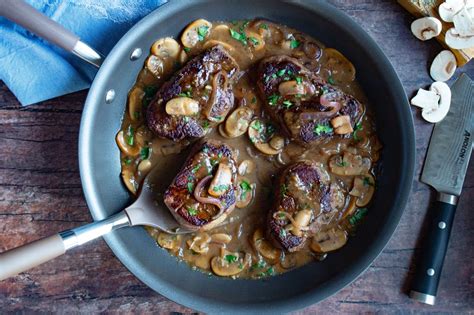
(194, 176, 226, 218)
(205, 70, 229, 121)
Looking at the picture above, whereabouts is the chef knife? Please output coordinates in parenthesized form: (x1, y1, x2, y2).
(410, 74, 474, 305)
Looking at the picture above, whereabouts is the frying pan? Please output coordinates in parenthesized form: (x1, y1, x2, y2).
(0, 0, 415, 313)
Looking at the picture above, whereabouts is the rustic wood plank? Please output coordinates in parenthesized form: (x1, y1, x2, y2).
(0, 0, 473, 313)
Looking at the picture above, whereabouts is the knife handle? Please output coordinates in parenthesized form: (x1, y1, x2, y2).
(410, 193, 458, 305)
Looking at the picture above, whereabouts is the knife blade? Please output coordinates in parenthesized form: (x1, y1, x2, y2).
(410, 74, 474, 305)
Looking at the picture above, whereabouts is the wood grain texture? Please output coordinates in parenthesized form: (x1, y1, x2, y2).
(0, 0, 473, 313)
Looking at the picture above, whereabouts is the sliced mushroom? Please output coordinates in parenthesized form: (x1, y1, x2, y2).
(151, 37, 181, 59)
(138, 159, 152, 175)
(341, 196, 358, 219)
(254, 143, 281, 155)
(248, 119, 283, 155)
(146, 55, 165, 78)
(224, 107, 254, 138)
(410, 88, 440, 109)
(439, 0, 465, 22)
(422, 81, 452, 123)
(116, 130, 139, 156)
(203, 40, 235, 52)
(128, 86, 145, 122)
(181, 19, 212, 48)
(310, 228, 348, 253)
(289, 210, 312, 237)
(269, 136, 285, 151)
(157, 232, 180, 250)
(303, 41, 322, 59)
(280, 253, 297, 269)
(253, 228, 281, 263)
(329, 151, 371, 176)
(453, 6, 474, 36)
(211, 251, 244, 277)
(194, 255, 211, 270)
(330, 115, 353, 135)
(165, 97, 200, 116)
(323, 48, 356, 82)
(410, 17, 442, 41)
(236, 177, 253, 208)
(238, 159, 255, 176)
(211, 233, 232, 244)
(246, 31, 265, 50)
(121, 169, 137, 194)
(187, 233, 211, 254)
(445, 27, 474, 49)
(278, 80, 305, 96)
(208, 163, 232, 197)
(349, 175, 375, 207)
(430, 50, 457, 82)
(178, 50, 188, 64)
(218, 124, 233, 139)
(213, 24, 230, 32)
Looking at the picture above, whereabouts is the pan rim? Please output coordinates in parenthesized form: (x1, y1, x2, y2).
(78, 0, 415, 313)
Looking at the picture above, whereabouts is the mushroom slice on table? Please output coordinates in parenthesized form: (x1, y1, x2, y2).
(445, 27, 474, 49)
(453, 5, 474, 37)
(411, 82, 451, 123)
(430, 50, 457, 82)
(410, 17, 442, 41)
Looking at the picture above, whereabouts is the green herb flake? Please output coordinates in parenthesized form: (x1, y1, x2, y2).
(126, 125, 134, 146)
(353, 122, 363, 141)
(183, 47, 191, 53)
(251, 120, 263, 133)
(240, 20, 250, 31)
(290, 39, 301, 49)
(178, 89, 192, 98)
(240, 180, 252, 199)
(201, 120, 210, 129)
(238, 263, 244, 269)
(197, 25, 210, 41)
(265, 266, 275, 276)
(280, 184, 288, 197)
(191, 163, 202, 174)
(279, 229, 287, 238)
(295, 76, 303, 84)
(251, 96, 257, 104)
(224, 254, 238, 264)
(363, 177, 374, 187)
(187, 182, 194, 193)
(187, 207, 198, 216)
(328, 75, 335, 85)
(267, 94, 281, 106)
(349, 208, 368, 226)
(213, 184, 229, 192)
(123, 157, 132, 165)
(259, 23, 268, 30)
(133, 111, 140, 120)
(336, 160, 348, 167)
(249, 36, 260, 46)
(313, 124, 333, 136)
(229, 28, 247, 46)
(140, 147, 150, 160)
(282, 100, 293, 109)
(276, 69, 286, 77)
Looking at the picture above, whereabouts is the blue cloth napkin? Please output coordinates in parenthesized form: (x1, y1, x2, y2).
(0, 0, 167, 106)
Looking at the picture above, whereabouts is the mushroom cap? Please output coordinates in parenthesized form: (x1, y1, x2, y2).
(439, 0, 465, 22)
(430, 50, 457, 82)
(422, 81, 452, 123)
(445, 27, 474, 49)
(410, 17, 442, 41)
(410, 88, 440, 109)
(453, 6, 474, 37)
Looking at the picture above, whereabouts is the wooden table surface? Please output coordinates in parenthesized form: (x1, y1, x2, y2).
(1, 0, 473, 313)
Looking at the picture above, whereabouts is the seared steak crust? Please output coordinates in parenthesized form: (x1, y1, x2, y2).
(267, 161, 337, 252)
(164, 140, 238, 231)
(256, 55, 363, 144)
(147, 46, 239, 141)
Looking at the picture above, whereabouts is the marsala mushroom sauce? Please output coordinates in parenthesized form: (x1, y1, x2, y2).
(116, 19, 382, 279)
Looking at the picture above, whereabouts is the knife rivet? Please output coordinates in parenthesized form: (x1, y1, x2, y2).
(427, 268, 435, 276)
(438, 221, 446, 229)
(130, 48, 142, 61)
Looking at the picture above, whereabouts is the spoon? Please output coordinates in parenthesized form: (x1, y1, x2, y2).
(0, 166, 193, 281)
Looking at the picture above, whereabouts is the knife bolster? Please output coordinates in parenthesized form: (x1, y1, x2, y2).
(437, 192, 458, 205)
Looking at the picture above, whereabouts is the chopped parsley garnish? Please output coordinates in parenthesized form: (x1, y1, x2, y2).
(328, 75, 335, 85)
(140, 147, 150, 160)
(336, 160, 348, 167)
(197, 25, 210, 41)
(240, 20, 250, 31)
(282, 100, 293, 109)
(238, 263, 244, 269)
(133, 111, 140, 120)
(187, 207, 197, 216)
(264, 73, 278, 83)
(191, 163, 202, 173)
(353, 122, 363, 141)
(224, 254, 238, 264)
(123, 157, 132, 165)
(259, 266, 275, 277)
(277, 69, 286, 77)
(249, 36, 260, 46)
(279, 229, 287, 238)
(313, 124, 333, 136)
(142, 85, 158, 108)
(267, 94, 281, 106)
(178, 89, 192, 98)
(349, 208, 368, 226)
(218, 152, 223, 158)
(290, 39, 300, 49)
(251, 120, 264, 133)
(251, 96, 257, 104)
(295, 76, 303, 84)
(239, 180, 252, 199)
(201, 120, 210, 129)
(212, 184, 229, 192)
(363, 176, 374, 187)
(183, 116, 190, 123)
(126, 125, 134, 146)
(280, 184, 288, 197)
(229, 28, 248, 46)
(183, 47, 191, 53)
(250, 260, 266, 271)
(259, 23, 268, 30)
(187, 182, 194, 193)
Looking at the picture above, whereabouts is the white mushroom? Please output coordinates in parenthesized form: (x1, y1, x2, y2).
(208, 163, 232, 197)
(410, 17, 442, 41)
(253, 228, 281, 263)
(430, 50, 457, 82)
(187, 233, 211, 254)
(211, 251, 244, 277)
(453, 6, 474, 36)
(330, 115, 354, 135)
(310, 228, 348, 253)
(224, 107, 254, 138)
(128, 86, 145, 121)
(278, 80, 305, 96)
(116, 130, 139, 156)
(439, 0, 465, 22)
(238, 159, 255, 175)
(422, 82, 452, 123)
(181, 19, 212, 48)
(410, 88, 440, 109)
(445, 27, 474, 49)
(165, 97, 200, 116)
(157, 233, 180, 250)
(203, 40, 235, 52)
(151, 37, 181, 59)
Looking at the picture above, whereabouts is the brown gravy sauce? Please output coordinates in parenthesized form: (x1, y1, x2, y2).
(117, 20, 382, 279)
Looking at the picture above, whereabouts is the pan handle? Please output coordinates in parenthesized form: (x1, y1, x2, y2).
(0, 211, 129, 281)
(0, 0, 103, 68)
